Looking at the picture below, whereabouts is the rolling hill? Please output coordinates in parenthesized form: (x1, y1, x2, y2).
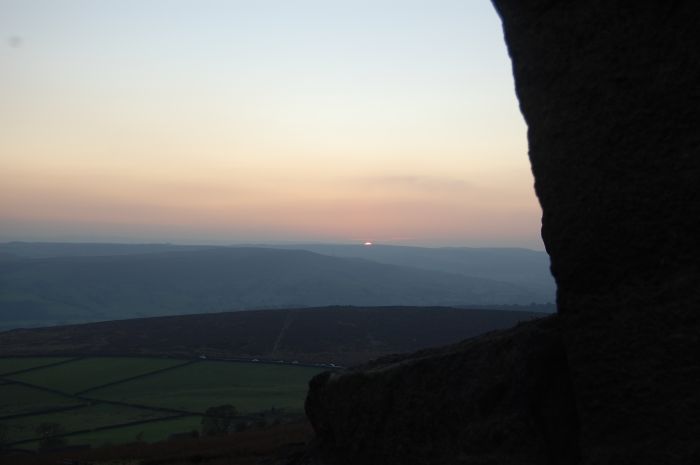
(0, 242, 555, 303)
(0, 306, 546, 366)
(262, 243, 555, 301)
(0, 247, 545, 330)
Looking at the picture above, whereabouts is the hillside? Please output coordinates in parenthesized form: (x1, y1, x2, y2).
(0, 246, 544, 330)
(0, 242, 554, 301)
(0, 306, 545, 366)
(0, 242, 206, 259)
(263, 243, 555, 302)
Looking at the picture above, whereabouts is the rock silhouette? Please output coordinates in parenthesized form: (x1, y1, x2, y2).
(303, 1, 700, 464)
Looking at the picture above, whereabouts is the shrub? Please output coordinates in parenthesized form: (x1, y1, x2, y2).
(201, 405, 238, 436)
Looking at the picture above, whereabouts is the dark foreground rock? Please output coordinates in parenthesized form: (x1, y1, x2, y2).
(496, 1, 700, 462)
(303, 1, 700, 464)
(306, 317, 579, 465)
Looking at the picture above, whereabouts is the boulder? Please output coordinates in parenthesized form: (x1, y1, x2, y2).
(306, 317, 579, 465)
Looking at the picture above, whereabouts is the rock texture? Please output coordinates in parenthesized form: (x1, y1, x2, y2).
(495, 1, 700, 462)
(304, 2, 700, 464)
(306, 317, 579, 465)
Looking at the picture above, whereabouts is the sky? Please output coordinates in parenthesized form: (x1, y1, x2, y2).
(0, 0, 542, 249)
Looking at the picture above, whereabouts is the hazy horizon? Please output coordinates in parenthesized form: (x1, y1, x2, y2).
(0, 238, 546, 252)
(1, 1, 541, 249)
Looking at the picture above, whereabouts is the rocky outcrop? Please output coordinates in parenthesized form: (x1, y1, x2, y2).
(306, 317, 579, 465)
(495, 1, 700, 462)
(304, 2, 700, 464)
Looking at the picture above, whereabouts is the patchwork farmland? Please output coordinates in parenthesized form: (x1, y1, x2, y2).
(0, 356, 324, 451)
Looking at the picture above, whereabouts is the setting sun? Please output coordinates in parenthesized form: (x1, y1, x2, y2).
(0, 0, 540, 248)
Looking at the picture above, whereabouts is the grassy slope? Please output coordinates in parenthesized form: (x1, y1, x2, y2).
(3, 403, 171, 443)
(89, 361, 324, 414)
(0, 357, 71, 375)
(62, 415, 203, 447)
(0, 384, 82, 416)
(0, 357, 323, 450)
(8, 357, 184, 394)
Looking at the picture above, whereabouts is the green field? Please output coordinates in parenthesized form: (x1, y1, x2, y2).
(90, 361, 323, 414)
(2, 403, 172, 443)
(0, 384, 83, 416)
(8, 357, 184, 394)
(18, 415, 203, 450)
(0, 357, 71, 375)
(0, 357, 324, 450)
(67, 415, 202, 447)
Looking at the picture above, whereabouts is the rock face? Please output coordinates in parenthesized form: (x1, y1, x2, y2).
(306, 317, 579, 465)
(494, 1, 700, 462)
(304, 2, 700, 464)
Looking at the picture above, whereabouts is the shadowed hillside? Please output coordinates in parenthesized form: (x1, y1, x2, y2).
(0, 306, 544, 366)
(265, 243, 555, 302)
(0, 247, 545, 330)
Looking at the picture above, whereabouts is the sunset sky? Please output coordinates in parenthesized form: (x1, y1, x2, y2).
(1, 0, 542, 248)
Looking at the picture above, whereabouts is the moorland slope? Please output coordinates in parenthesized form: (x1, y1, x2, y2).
(0, 306, 544, 366)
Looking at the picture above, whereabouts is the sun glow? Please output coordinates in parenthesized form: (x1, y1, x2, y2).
(0, 1, 541, 248)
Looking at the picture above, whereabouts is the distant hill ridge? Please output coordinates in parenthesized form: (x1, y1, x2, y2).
(0, 243, 554, 331)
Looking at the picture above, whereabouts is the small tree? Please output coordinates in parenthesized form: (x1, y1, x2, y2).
(35, 422, 66, 451)
(201, 405, 238, 436)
